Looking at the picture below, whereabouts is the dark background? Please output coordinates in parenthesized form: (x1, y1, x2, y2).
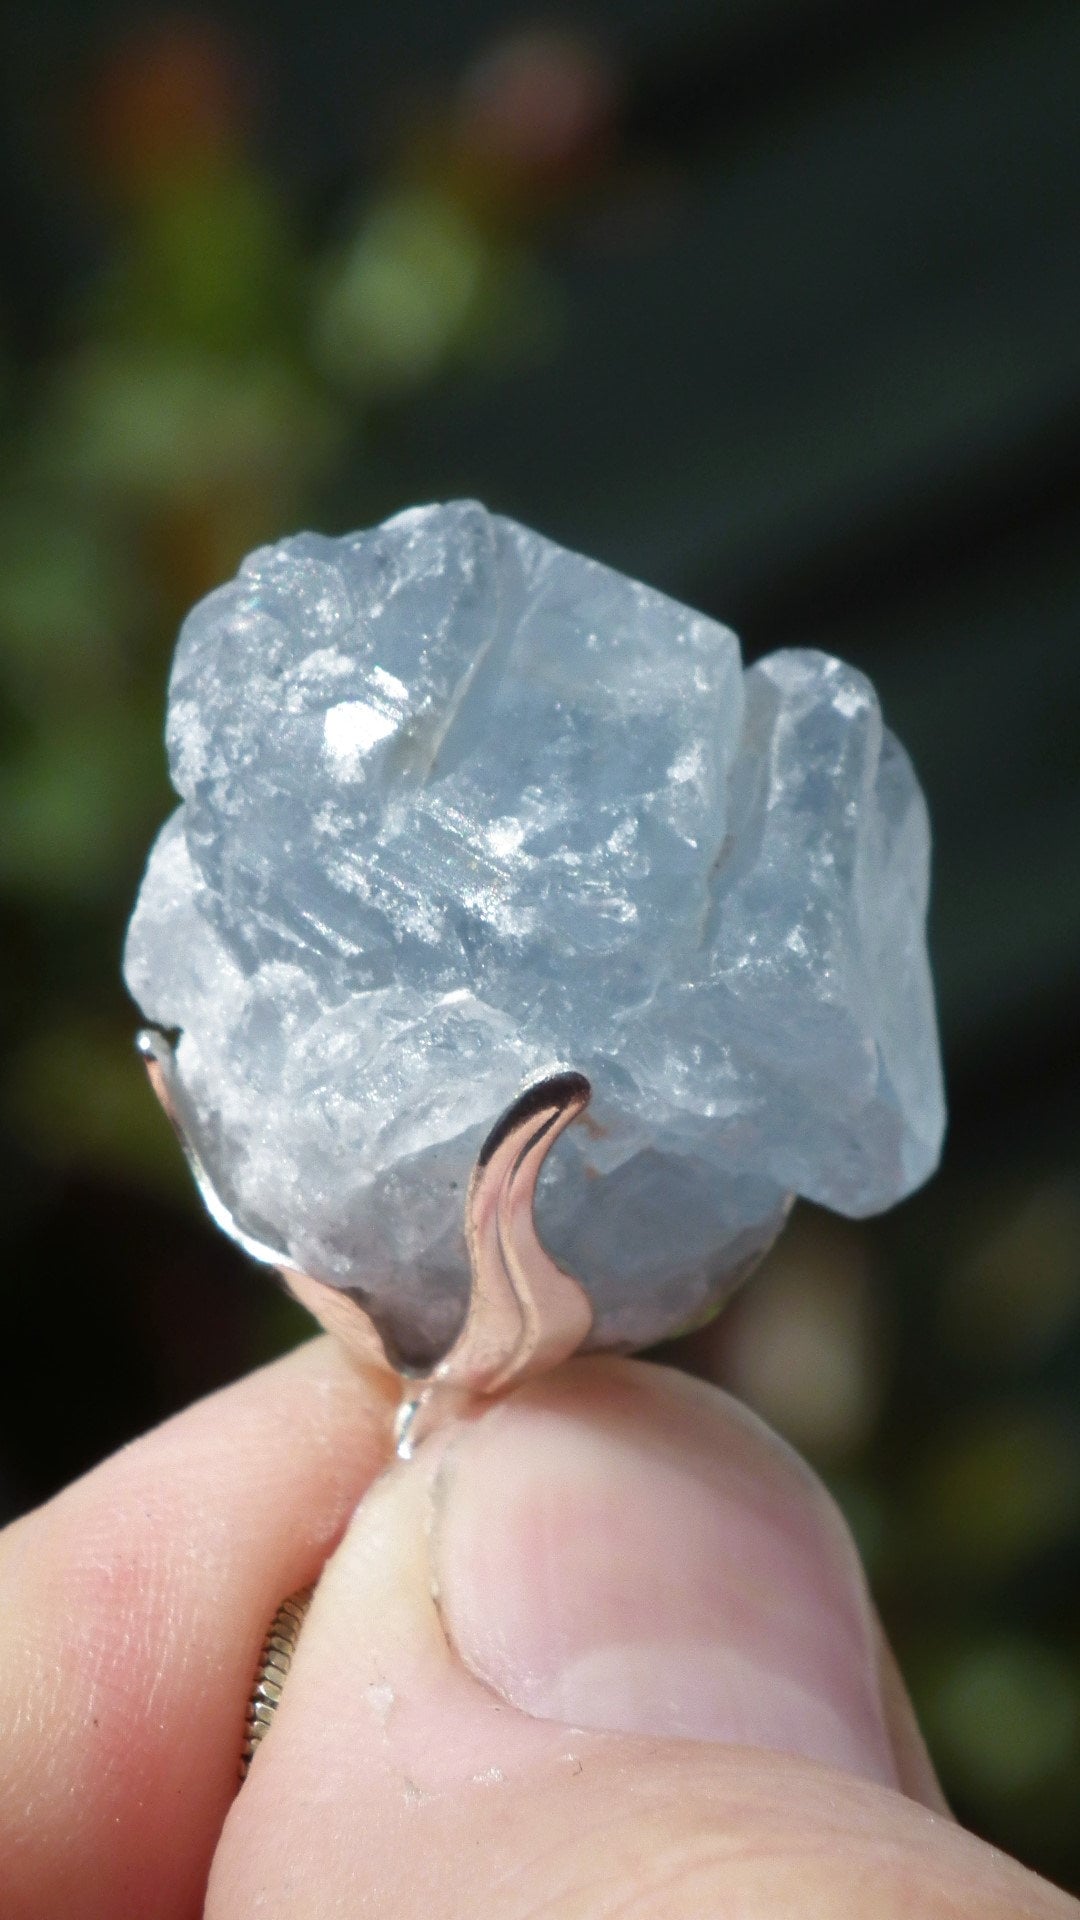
(1, 0, 1079, 1891)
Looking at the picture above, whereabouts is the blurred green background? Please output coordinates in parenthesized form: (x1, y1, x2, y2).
(1, 0, 1078, 1891)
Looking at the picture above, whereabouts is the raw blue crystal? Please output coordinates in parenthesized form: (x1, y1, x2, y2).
(124, 501, 945, 1360)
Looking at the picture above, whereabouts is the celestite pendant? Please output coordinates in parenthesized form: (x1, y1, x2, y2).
(125, 501, 944, 1396)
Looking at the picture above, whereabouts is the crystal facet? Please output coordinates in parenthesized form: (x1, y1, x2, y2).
(124, 501, 945, 1361)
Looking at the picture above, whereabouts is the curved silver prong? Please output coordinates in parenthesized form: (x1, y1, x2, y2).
(453, 1072, 594, 1393)
(137, 1031, 294, 1271)
(137, 1030, 595, 1429)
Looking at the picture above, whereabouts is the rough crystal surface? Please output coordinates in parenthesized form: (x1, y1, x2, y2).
(124, 501, 945, 1361)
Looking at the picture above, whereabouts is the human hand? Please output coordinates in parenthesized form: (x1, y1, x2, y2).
(1, 1340, 1074, 1918)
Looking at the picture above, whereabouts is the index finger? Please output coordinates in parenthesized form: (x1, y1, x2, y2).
(0, 1336, 395, 1920)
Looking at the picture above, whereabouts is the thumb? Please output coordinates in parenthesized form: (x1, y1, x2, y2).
(209, 1359, 1072, 1919)
(434, 1359, 927, 1787)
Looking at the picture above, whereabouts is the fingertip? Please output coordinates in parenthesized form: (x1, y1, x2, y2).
(434, 1356, 899, 1784)
(212, 1357, 1062, 1920)
(874, 1618, 950, 1815)
(0, 1337, 395, 1920)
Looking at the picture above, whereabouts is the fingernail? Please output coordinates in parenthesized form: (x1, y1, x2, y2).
(433, 1361, 899, 1787)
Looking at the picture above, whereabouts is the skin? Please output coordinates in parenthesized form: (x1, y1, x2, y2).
(0, 1337, 1074, 1920)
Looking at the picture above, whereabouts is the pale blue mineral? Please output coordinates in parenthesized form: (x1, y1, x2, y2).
(124, 501, 945, 1362)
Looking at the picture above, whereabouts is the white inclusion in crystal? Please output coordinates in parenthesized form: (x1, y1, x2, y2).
(324, 699, 397, 771)
(124, 500, 946, 1363)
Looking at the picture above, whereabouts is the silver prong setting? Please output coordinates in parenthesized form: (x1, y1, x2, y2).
(138, 1031, 595, 1432)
